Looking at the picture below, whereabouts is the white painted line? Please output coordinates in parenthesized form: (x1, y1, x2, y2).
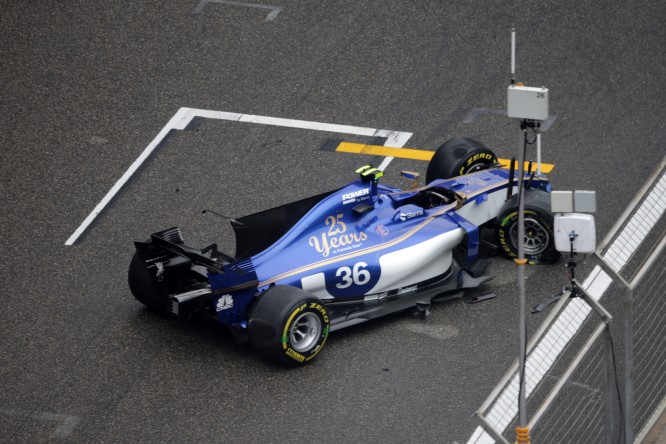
(0, 408, 80, 438)
(467, 170, 666, 443)
(65, 108, 191, 245)
(376, 130, 413, 171)
(65, 107, 412, 245)
(192, 0, 282, 21)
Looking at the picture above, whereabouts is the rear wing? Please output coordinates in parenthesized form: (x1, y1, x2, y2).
(134, 227, 232, 274)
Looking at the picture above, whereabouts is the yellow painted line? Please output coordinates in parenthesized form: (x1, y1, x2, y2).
(337, 142, 434, 161)
(336, 142, 554, 173)
(496, 158, 554, 174)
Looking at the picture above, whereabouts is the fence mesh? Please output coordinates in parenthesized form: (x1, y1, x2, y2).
(599, 165, 666, 282)
(598, 157, 665, 441)
(532, 341, 608, 444)
(474, 156, 665, 444)
(632, 248, 666, 439)
(474, 292, 611, 444)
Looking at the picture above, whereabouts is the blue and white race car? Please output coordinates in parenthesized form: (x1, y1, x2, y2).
(128, 137, 559, 366)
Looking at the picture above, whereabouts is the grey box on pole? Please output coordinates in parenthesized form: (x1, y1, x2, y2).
(507, 85, 549, 121)
(574, 190, 597, 213)
(551, 191, 574, 213)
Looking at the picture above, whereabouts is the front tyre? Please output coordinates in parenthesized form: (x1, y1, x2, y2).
(426, 137, 498, 183)
(249, 286, 330, 367)
(495, 190, 560, 263)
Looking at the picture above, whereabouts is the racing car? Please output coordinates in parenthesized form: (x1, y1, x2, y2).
(128, 137, 559, 366)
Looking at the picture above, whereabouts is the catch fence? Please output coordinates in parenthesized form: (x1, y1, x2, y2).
(472, 155, 665, 443)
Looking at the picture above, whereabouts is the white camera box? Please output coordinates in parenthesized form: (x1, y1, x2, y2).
(554, 214, 596, 254)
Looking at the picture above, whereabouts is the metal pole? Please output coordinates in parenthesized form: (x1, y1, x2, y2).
(511, 28, 516, 84)
(536, 132, 542, 176)
(604, 325, 614, 444)
(517, 125, 528, 434)
(625, 286, 634, 443)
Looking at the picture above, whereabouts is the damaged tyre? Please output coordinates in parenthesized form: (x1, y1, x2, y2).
(495, 190, 559, 263)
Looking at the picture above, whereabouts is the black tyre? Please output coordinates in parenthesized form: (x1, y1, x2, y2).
(495, 190, 560, 263)
(426, 137, 498, 184)
(128, 251, 170, 313)
(249, 286, 330, 366)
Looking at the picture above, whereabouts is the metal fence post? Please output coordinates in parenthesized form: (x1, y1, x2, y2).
(604, 326, 614, 444)
(624, 286, 634, 444)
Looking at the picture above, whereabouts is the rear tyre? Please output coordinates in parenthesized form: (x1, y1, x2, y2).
(128, 251, 170, 313)
(249, 286, 330, 367)
(495, 190, 560, 263)
(426, 137, 498, 183)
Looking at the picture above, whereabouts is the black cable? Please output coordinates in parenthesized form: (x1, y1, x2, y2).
(526, 168, 536, 190)
(565, 254, 588, 266)
(523, 138, 528, 169)
(608, 329, 625, 444)
(525, 126, 538, 145)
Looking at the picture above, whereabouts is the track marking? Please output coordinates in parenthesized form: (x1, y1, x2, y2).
(192, 0, 282, 20)
(0, 408, 80, 438)
(336, 142, 555, 173)
(65, 108, 411, 245)
(463, 108, 557, 131)
(337, 142, 434, 161)
(462, 108, 508, 123)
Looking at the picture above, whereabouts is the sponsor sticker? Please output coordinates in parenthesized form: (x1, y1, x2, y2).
(309, 214, 367, 257)
(216, 294, 234, 311)
(376, 225, 390, 237)
(399, 209, 424, 221)
(342, 188, 370, 205)
(285, 348, 305, 362)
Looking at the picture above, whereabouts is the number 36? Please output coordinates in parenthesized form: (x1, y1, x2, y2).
(336, 262, 371, 288)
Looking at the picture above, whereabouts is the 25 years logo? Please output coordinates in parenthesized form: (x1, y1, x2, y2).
(309, 214, 367, 257)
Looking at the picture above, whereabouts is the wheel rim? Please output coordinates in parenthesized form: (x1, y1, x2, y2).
(509, 217, 550, 256)
(466, 161, 491, 174)
(289, 312, 321, 353)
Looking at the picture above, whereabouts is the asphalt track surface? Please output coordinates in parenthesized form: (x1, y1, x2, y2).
(1, 1, 664, 442)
